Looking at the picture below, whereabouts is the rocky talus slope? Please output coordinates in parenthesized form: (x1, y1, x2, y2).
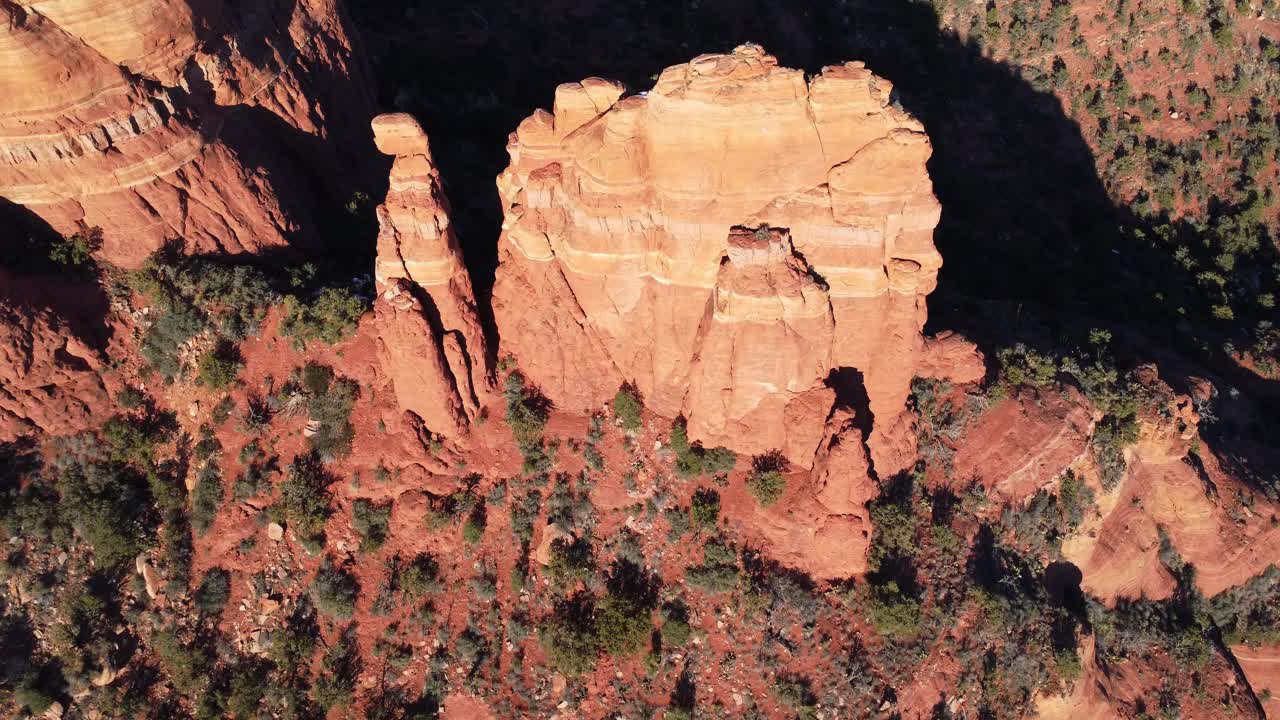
(0, 0, 374, 267)
(491, 45, 983, 476)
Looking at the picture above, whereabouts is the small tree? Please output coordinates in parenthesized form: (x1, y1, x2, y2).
(613, 384, 644, 432)
(690, 488, 720, 530)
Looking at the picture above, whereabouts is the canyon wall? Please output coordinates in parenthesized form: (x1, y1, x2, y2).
(0, 0, 375, 267)
(492, 44, 977, 470)
(371, 113, 491, 438)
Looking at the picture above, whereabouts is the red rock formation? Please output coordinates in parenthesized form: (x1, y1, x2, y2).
(1064, 378, 1280, 604)
(492, 45, 977, 469)
(372, 280, 468, 439)
(0, 269, 111, 440)
(369, 113, 492, 437)
(0, 0, 374, 267)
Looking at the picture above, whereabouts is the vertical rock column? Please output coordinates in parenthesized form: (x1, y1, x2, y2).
(370, 113, 491, 439)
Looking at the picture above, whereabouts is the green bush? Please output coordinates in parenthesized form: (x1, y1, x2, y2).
(190, 462, 223, 536)
(54, 453, 152, 570)
(546, 536, 595, 589)
(685, 538, 740, 593)
(689, 488, 720, 530)
(310, 559, 359, 618)
(399, 553, 443, 599)
(612, 384, 644, 432)
(49, 227, 102, 272)
(299, 363, 360, 461)
(538, 594, 599, 676)
(280, 287, 367, 346)
(194, 567, 231, 615)
(352, 499, 391, 552)
(197, 341, 242, 389)
(140, 304, 205, 381)
(152, 629, 211, 694)
(503, 371, 550, 456)
(595, 591, 652, 656)
(668, 419, 736, 478)
(746, 469, 785, 507)
(462, 502, 487, 545)
(278, 454, 331, 553)
(313, 625, 361, 710)
(866, 580, 922, 639)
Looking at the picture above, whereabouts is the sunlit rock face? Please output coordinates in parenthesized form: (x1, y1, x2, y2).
(492, 44, 964, 470)
(370, 113, 491, 439)
(0, 0, 375, 267)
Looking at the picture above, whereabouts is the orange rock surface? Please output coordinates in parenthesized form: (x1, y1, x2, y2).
(753, 407, 878, 578)
(952, 385, 1095, 501)
(0, 269, 110, 440)
(1064, 374, 1280, 604)
(492, 44, 974, 470)
(371, 112, 491, 425)
(0, 0, 373, 267)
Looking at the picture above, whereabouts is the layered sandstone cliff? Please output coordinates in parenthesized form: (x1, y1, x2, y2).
(371, 113, 491, 438)
(0, 0, 374, 267)
(492, 44, 971, 471)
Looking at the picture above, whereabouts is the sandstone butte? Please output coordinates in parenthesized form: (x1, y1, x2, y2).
(491, 44, 984, 478)
(0, 0, 375, 268)
(369, 113, 492, 439)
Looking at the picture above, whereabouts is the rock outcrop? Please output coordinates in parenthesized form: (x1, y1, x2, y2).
(492, 44, 975, 470)
(370, 113, 491, 437)
(0, 270, 111, 440)
(0, 0, 374, 267)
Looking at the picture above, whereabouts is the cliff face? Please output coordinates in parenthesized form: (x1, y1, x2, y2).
(0, 0, 374, 267)
(371, 113, 491, 438)
(492, 45, 972, 470)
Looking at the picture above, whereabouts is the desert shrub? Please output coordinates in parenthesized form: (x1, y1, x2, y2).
(196, 341, 242, 389)
(668, 419, 735, 478)
(612, 384, 644, 432)
(277, 453, 331, 553)
(190, 462, 223, 536)
(866, 581, 922, 639)
(313, 625, 361, 710)
(1210, 566, 1280, 646)
(280, 287, 366, 346)
(462, 502, 487, 545)
(773, 676, 818, 717)
(140, 304, 205, 381)
(269, 605, 320, 672)
(686, 538, 740, 593)
(689, 488, 720, 530)
(660, 614, 691, 648)
(996, 344, 1060, 388)
(546, 536, 595, 589)
(49, 227, 102, 273)
(503, 371, 550, 458)
(194, 568, 231, 615)
(352, 499, 391, 552)
(225, 664, 270, 718)
(746, 468, 785, 507)
(1054, 648, 1082, 682)
(424, 489, 473, 530)
(595, 591, 652, 656)
(538, 593, 599, 676)
(399, 553, 443, 599)
(53, 452, 152, 570)
(298, 363, 359, 461)
(310, 559, 359, 619)
(152, 629, 212, 694)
